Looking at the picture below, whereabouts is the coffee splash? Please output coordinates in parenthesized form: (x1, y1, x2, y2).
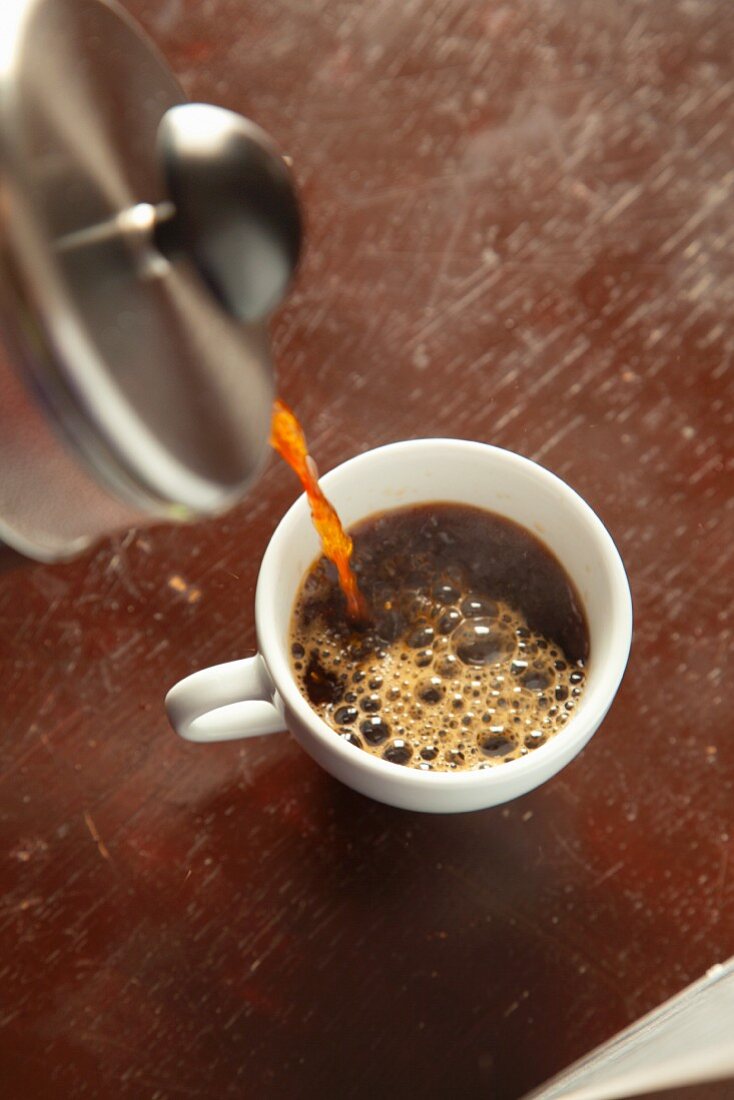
(270, 399, 368, 621)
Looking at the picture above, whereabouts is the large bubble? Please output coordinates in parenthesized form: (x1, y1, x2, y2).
(453, 619, 515, 667)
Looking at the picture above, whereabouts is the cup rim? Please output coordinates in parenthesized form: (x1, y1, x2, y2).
(256, 438, 633, 790)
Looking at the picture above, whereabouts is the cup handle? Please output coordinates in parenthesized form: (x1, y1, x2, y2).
(165, 656, 284, 743)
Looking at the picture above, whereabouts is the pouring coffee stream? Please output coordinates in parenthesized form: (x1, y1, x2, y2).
(269, 399, 369, 623)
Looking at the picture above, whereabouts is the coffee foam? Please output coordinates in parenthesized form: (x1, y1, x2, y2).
(291, 590, 586, 772)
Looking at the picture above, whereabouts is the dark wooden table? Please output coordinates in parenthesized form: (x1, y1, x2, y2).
(1, 1, 733, 1097)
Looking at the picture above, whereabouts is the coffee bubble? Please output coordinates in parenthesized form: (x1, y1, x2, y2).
(383, 739, 412, 765)
(437, 654, 459, 677)
(434, 582, 460, 604)
(334, 704, 358, 724)
(479, 731, 515, 758)
(360, 693, 382, 713)
(522, 669, 550, 690)
(461, 597, 496, 618)
(417, 677, 444, 704)
(437, 608, 462, 634)
(408, 623, 434, 648)
(376, 610, 404, 643)
(454, 619, 515, 667)
(360, 716, 389, 744)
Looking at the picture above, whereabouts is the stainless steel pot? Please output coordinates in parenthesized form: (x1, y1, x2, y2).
(0, 0, 301, 562)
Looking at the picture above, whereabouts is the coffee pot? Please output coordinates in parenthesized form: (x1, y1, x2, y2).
(0, 0, 301, 565)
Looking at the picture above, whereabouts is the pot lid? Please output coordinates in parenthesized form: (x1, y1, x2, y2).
(0, 0, 299, 516)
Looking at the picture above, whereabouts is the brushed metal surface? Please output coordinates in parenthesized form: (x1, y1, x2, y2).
(0, 0, 281, 559)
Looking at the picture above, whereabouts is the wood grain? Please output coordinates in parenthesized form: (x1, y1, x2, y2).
(1, 1, 732, 1097)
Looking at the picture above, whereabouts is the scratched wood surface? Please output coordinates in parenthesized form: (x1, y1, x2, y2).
(1, 1, 733, 1097)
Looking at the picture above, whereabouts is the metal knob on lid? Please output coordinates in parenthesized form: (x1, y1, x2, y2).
(157, 104, 301, 324)
(0, 0, 301, 562)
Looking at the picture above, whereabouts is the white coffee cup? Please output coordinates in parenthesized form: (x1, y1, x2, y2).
(166, 439, 632, 813)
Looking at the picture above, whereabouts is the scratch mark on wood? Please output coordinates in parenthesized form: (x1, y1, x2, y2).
(601, 183, 643, 225)
(83, 811, 111, 863)
(593, 860, 625, 889)
(549, 825, 596, 875)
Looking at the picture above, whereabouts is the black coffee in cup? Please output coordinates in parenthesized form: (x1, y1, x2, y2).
(289, 503, 589, 771)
